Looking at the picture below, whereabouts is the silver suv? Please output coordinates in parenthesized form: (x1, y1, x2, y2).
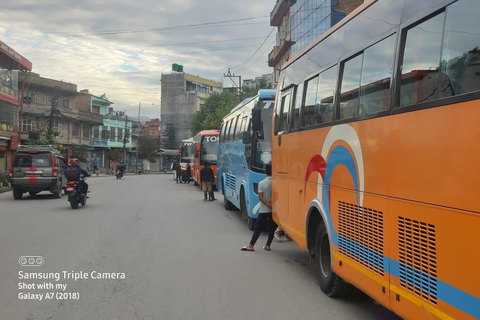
(10, 145, 67, 199)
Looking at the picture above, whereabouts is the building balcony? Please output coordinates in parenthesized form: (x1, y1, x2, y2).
(268, 35, 293, 68)
(271, 0, 296, 26)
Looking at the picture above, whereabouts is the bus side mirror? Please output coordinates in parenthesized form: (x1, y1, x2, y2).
(196, 144, 201, 152)
(252, 107, 262, 132)
(242, 132, 251, 145)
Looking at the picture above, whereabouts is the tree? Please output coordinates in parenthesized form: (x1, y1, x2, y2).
(104, 148, 122, 168)
(69, 144, 88, 162)
(190, 91, 239, 136)
(162, 122, 177, 150)
(138, 135, 158, 162)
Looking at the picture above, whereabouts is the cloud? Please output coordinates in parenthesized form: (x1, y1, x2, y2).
(0, 0, 276, 119)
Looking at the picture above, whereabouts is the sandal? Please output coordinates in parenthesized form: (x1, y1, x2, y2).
(241, 246, 254, 252)
(263, 246, 271, 251)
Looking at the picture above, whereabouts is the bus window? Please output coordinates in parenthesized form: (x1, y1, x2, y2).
(359, 35, 395, 114)
(316, 66, 336, 123)
(292, 83, 304, 129)
(233, 115, 240, 140)
(441, 0, 480, 97)
(219, 123, 225, 143)
(399, 12, 444, 107)
(277, 91, 291, 134)
(303, 76, 319, 127)
(238, 117, 246, 139)
(225, 120, 232, 141)
(340, 54, 363, 119)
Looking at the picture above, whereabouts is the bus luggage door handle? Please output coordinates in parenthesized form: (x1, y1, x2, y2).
(278, 136, 281, 146)
(298, 188, 302, 193)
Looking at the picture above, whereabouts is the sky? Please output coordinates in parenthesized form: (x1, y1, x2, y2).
(0, 0, 277, 120)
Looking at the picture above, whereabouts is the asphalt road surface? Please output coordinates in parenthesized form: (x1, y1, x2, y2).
(0, 174, 401, 320)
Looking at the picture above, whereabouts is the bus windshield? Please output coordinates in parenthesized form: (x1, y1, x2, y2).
(181, 141, 193, 163)
(201, 136, 218, 165)
(253, 100, 273, 169)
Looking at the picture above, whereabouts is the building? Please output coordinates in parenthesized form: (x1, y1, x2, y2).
(0, 41, 32, 172)
(160, 69, 222, 148)
(19, 73, 103, 164)
(268, 0, 364, 84)
(77, 90, 133, 171)
(242, 73, 274, 89)
(145, 118, 161, 141)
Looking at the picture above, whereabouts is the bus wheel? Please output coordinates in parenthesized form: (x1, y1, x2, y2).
(224, 185, 235, 211)
(240, 190, 248, 220)
(315, 222, 349, 297)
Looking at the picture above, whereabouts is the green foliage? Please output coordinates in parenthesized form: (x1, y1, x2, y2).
(23, 137, 56, 146)
(69, 145, 88, 162)
(0, 172, 10, 187)
(162, 123, 177, 150)
(104, 149, 122, 163)
(138, 135, 158, 162)
(190, 91, 240, 136)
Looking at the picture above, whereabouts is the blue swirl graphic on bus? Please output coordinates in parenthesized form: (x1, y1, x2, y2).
(322, 145, 360, 244)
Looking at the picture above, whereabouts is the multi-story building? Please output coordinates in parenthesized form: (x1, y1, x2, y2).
(145, 118, 161, 141)
(77, 90, 133, 170)
(242, 73, 274, 89)
(0, 41, 31, 172)
(268, 0, 364, 84)
(19, 73, 103, 163)
(161, 70, 222, 147)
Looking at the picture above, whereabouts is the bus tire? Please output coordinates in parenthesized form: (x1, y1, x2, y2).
(240, 189, 248, 220)
(223, 184, 235, 211)
(315, 222, 349, 297)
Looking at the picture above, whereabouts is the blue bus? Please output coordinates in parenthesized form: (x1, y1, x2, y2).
(216, 89, 276, 229)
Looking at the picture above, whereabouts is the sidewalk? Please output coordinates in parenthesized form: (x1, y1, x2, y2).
(0, 186, 12, 194)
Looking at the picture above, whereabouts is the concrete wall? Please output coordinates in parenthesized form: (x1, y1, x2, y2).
(161, 73, 198, 147)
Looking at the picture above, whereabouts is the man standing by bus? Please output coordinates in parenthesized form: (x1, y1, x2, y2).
(241, 164, 277, 251)
(200, 161, 214, 201)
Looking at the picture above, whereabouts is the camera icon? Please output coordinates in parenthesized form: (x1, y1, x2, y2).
(18, 256, 44, 267)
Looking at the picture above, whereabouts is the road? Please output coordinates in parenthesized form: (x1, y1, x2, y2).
(0, 174, 400, 320)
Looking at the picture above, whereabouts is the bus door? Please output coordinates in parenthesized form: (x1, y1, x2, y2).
(273, 89, 293, 227)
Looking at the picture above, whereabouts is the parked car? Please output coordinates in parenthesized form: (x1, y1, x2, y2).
(9, 145, 67, 199)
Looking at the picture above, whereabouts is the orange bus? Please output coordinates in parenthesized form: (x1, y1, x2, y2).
(269, 0, 480, 319)
(191, 130, 219, 187)
(179, 138, 194, 177)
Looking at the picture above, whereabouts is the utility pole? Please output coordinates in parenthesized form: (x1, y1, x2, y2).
(47, 86, 60, 142)
(122, 114, 128, 164)
(223, 68, 242, 97)
(136, 102, 141, 168)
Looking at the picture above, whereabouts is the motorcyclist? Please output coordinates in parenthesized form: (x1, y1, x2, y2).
(116, 161, 126, 177)
(67, 159, 91, 196)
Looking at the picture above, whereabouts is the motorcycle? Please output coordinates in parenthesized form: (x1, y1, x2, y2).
(65, 177, 87, 209)
(116, 169, 123, 179)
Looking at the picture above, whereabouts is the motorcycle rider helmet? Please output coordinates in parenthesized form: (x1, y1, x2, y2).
(70, 158, 80, 165)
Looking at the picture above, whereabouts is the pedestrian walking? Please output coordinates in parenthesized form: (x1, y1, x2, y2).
(241, 164, 277, 251)
(200, 161, 214, 201)
(175, 162, 182, 184)
(183, 162, 191, 184)
(171, 161, 177, 180)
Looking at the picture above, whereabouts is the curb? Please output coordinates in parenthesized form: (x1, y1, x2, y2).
(0, 186, 12, 194)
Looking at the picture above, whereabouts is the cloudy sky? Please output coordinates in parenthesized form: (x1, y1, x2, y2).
(0, 0, 276, 119)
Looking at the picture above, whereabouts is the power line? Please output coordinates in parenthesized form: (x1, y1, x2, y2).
(149, 36, 269, 47)
(47, 16, 269, 36)
(233, 27, 275, 74)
